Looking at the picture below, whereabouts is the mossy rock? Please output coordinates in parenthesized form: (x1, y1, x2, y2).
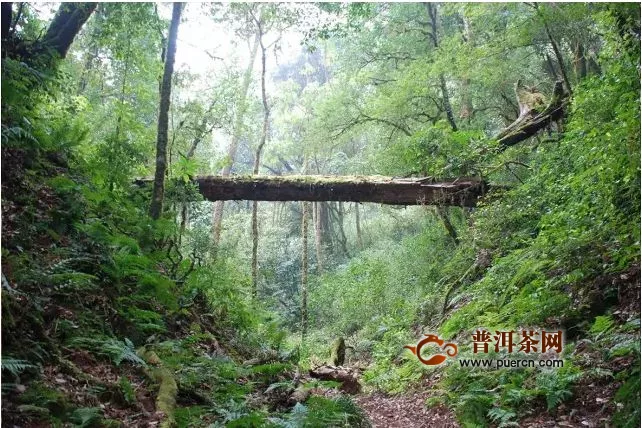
(17, 404, 50, 417)
(19, 382, 69, 418)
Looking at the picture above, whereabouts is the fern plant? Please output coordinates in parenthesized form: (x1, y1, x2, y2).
(487, 407, 519, 427)
(1, 357, 35, 378)
(68, 407, 103, 428)
(69, 337, 146, 367)
(535, 365, 582, 410)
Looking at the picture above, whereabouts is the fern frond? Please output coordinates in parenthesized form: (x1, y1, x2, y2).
(1, 358, 35, 377)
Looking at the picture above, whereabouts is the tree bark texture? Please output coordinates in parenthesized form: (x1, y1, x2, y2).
(309, 365, 360, 394)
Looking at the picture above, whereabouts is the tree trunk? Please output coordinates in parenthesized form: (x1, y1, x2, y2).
(251, 21, 270, 298)
(309, 365, 360, 394)
(355, 202, 363, 249)
(336, 202, 349, 257)
(573, 41, 587, 81)
(544, 53, 559, 80)
(211, 32, 260, 249)
(149, 2, 182, 220)
(301, 200, 309, 339)
(534, 3, 572, 94)
(458, 13, 474, 123)
(314, 202, 324, 274)
(495, 80, 568, 149)
(436, 206, 459, 245)
(43, 3, 98, 59)
(1, 3, 12, 42)
(439, 74, 458, 132)
(426, 3, 458, 132)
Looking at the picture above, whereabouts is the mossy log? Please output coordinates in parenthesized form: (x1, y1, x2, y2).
(309, 365, 360, 394)
(137, 349, 177, 428)
(151, 367, 178, 428)
(136, 175, 487, 207)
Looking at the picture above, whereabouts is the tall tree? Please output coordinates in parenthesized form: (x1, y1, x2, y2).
(355, 202, 363, 250)
(211, 32, 260, 247)
(301, 200, 309, 338)
(43, 3, 98, 59)
(458, 11, 474, 124)
(2, 2, 96, 64)
(314, 202, 324, 274)
(531, 3, 572, 94)
(251, 9, 271, 297)
(425, 3, 458, 132)
(149, 2, 182, 220)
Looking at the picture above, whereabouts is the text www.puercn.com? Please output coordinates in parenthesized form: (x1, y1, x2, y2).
(458, 359, 564, 369)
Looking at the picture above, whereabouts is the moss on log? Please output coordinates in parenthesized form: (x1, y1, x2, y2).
(309, 365, 361, 394)
(185, 175, 486, 207)
(137, 349, 177, 428)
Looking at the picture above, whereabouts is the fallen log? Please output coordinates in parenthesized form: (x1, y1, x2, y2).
(137, 348, 177, 428)
(309, 365, 361, 394)
(496, 80, 569, 149)
(152, 175, 487, 207)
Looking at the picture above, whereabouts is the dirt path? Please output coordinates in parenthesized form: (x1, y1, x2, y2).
(353, 392, 459, 428)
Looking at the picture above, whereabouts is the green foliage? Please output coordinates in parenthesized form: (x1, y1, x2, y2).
(612, 368, 641, 428)
(68, 407, 103, 428)
(1, 2, 640, 427)
(118, 377, 136, 405)
(19, 382, 69, 418)
(590, 315, 615, 336)
(1, 357, 36, 378)
(274, 396, 370, 428)
(487, 407, 518, 428)
(174, 405, 208, 427)
(377, 124, 490, 177)
(535, 365, 582, 410)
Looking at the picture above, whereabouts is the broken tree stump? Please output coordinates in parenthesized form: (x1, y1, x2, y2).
(495, 80, 569, 149)
(330, 337, 346, 366)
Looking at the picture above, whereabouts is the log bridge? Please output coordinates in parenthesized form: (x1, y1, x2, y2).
(135, 80, 570, 208)
(151, 175, 488, 207)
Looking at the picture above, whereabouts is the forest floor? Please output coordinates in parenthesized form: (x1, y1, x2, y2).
(351, 264, 641, 428)
(354, 392, 458, 427)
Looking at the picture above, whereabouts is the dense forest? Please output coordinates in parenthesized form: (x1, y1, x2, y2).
(1, 2, 640, 427)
